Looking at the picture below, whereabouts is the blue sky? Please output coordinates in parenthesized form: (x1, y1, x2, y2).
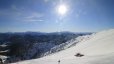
(0, 0, 114, 32)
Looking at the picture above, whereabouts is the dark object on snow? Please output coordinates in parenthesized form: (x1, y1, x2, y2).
(75, 53, 84, 57)
(58, 60, 60, 64)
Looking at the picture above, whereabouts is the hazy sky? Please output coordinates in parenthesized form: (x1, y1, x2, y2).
(0, 0, 114, 32)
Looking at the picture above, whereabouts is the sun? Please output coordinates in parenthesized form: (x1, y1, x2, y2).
(57, 4, 67, 15)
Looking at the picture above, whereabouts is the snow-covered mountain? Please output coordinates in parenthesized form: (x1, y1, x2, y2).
(0, 32, 91, 63)
(12, 29, 114, 64)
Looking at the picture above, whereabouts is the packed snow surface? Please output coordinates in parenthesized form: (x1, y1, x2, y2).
(12, 29, 114, 64)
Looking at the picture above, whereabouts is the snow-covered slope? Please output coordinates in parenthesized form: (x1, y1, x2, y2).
(12, 29, 114, 64)
(42, 34, 91, 56)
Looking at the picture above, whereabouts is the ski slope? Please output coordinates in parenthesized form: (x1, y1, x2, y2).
(12, 29, 114, 64)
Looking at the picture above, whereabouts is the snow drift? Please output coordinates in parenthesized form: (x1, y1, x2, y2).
(12, 29, 114, 64)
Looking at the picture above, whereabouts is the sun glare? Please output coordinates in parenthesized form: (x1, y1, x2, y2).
(57, 4, 67, 15)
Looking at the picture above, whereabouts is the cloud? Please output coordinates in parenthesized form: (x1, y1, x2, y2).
(25, 12, 43, 19)
(24, 19, 44, 22)
(23, 12, 44, 22)
(11, 5, 18, 11)
(43, 0, 53, 3)
(44, 0, 49, 3)
(0, 5, 22, 16)
(0, 4, 45, 22)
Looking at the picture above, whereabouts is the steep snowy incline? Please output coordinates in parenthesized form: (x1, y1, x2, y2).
(75, 29, 114, 56)
(12, 29, 114, 64)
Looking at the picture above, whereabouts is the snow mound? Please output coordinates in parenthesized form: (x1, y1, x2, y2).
(75, 29, 114, 56)
(12, 29, 114, 64)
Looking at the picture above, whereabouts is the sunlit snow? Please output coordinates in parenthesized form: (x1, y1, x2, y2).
(12, 29, 114, 64)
